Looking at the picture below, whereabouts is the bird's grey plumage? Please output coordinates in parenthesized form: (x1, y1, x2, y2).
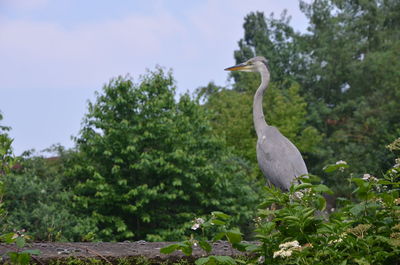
(225, 56, 308, 190)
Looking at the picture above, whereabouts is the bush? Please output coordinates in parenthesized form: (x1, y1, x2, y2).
(4, 146, 97, 241)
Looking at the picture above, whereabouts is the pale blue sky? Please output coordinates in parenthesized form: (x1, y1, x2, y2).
(0, 0, 311, 155)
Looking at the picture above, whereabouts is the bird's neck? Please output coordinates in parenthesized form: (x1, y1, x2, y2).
(253, 67, 270, 138)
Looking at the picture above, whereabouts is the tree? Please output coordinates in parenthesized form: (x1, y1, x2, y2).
(3, 146, 97, 241)
(70, 68, 259, 241)
(299, 0, 400, 175)
(0, 112, 13, 232)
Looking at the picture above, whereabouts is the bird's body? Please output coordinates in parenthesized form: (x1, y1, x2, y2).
(256, 125, 308, 190)
(225, 56, 308, 190)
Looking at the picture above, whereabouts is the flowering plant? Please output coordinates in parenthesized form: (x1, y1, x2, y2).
(248, 154, 400, 264)
(161, 138, 400, 264)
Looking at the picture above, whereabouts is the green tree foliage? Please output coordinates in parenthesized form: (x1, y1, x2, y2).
(299, 0, 400, 175)
(196, 83, 255, 164)
(3, 146, 97, 241)
(70, 68, 259, 241)
(0, 112, 13, 177)
(0, 112, 13, 231)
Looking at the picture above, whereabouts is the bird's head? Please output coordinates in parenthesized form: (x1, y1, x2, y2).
(224, 56, 269, 73)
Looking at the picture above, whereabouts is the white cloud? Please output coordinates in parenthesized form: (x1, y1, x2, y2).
(0, 12, 185, 90)
(0, 0, 48, 9)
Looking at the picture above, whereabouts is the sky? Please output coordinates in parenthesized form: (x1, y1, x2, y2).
(0, 0, 311, 156)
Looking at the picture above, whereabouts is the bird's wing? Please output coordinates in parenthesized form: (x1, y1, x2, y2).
(256, 126, 308, 190)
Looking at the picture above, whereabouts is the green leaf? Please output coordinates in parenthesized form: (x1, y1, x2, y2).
(213, 256, 237, 265)
(196, 256, 237, 265)
(323, 163, 349, 173)
(212, 211, 230, 220)
(303, 208, 315, 219)
(232, 242, 247, 252)
(195, 257, 210, 265)
(22, 249, 41, 255)
(350, 203, 365, 216)
(180, 244, 193, 256)
(312, 184, 334, 194)
(213, 232, 226, 241)
(198, 240, 212, 253)
(15, 236, 25, 248)
(160, 243, 181, 254)
(160, 242, 192, 256)
(211, 219, 226, 226)
(316, 195, 327, 211)
(283, 216, 300, 222)
(293, 183, 313, 191)
(354, 257, 370, 265)
(226, 230, 242, 244)
(8, 252, 31, 265)
(0, 233, 16, 244)
(351, 178, 368, 187)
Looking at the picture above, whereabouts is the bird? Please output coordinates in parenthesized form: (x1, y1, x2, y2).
(225, 56, 308, 191)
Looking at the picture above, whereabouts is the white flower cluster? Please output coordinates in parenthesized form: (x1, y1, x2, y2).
(273, 240, 301, 258)
(394, 158, 400, 168)
(294, 191, 304, 199)
(279, 240, 300, 249)
(11, 229, 26, 239)
(328, 232, 347, 245)
(328, 238, 343, 244)
(362, 173, 378, 182)
(191, 217, 205, 230)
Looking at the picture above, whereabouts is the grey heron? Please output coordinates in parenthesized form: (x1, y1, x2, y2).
(225, 56, 308, 190)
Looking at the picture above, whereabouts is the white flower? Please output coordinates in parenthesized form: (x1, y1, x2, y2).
(328, 232, 347, 245)
(195, 218, 205, 224)
(191, 217, 205, 230)
(294, 191, 304, 199)
(191, 223, 200, 230)
(328, 238, 343, 245)
(279, 240, 300, 249)
(273, 240, 303, 258)
(362, 174, 378, 182)
(362, 174, 371, 180)
(273, 249, 293, 258)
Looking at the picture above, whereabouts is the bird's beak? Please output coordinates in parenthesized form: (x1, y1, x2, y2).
(224, 62, 251, 71)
